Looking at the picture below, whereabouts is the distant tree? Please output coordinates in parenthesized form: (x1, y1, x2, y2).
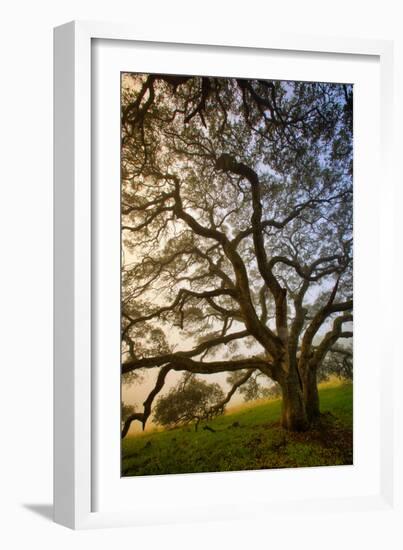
(153, 373, 228, 431)
(121, 402, 136, 429)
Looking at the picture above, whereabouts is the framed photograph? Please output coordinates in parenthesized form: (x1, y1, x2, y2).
(54, 21, 397, 530)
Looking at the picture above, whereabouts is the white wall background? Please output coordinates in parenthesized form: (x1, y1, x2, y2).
(0, 1, 402, 548)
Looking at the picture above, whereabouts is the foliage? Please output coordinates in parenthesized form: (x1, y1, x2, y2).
(153, 373, 225, 429)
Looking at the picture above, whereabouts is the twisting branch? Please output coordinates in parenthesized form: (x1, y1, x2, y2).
(299, 273, 352, 371)
(232, 193, 351, 248)
(184, 78, 211, 126)
(121, 365, 170, 437)
(208, 369, 255, 416)
(288, 279, 309, 373)
(215, 154, 287, 339)
(122, 354, 273, 377)
(122, 328, 250, 370)
(120, 75, 353, 430)
(311, 314, 353, 367)
(122, 75, 156, 126)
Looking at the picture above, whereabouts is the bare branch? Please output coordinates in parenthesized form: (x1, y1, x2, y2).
(121, 365, 170, 437)
(123, 353, 272, 377)
(311, 314, 353, 367)
(122, 287, 238, 336)
(215, 155, 287, 337)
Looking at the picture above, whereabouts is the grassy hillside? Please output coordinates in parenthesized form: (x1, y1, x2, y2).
(122, 381, 353, 476)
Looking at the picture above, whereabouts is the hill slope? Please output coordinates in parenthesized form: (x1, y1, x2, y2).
(122, 381, 353, 476)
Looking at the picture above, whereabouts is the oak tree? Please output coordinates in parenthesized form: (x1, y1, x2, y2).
(120, 74, 353, 435)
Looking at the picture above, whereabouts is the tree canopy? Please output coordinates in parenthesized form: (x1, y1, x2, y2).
(121, 74, 353, 434)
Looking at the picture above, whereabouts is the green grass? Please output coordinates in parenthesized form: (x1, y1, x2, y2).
(122, 381, 353, 476)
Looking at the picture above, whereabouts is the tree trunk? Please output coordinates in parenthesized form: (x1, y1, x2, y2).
(303, 367, 320, 422)
(280, 373, 309, 431)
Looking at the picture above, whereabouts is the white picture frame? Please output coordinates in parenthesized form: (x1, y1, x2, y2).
(54, 20, 398, 531)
